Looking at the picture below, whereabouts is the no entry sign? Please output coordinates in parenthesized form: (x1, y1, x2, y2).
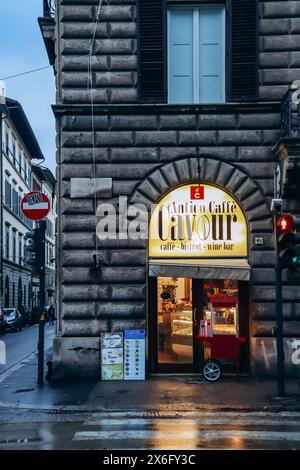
(21, 191, 50, 221)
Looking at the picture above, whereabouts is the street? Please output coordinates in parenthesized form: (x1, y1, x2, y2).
(0, 323, 54, 377)
(0, 409, 299, 450)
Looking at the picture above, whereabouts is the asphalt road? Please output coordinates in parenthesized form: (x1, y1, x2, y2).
(0, 409, 299, 450)
(0, 323, 54, 374)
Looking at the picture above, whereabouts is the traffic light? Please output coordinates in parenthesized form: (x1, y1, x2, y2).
(25, 222, 46, 275)
(276, 214, 300, 280)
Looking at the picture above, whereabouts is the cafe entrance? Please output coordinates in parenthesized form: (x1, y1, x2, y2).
(149, 276, 249, 373)
(148, 182, 250, 374)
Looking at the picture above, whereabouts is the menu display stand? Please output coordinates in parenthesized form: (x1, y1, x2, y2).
(124, 330, 145, 381)
(101, 332, 124, 381)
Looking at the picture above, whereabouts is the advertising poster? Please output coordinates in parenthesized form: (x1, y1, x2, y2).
(101, 332, 124, 381)
(124, 330, 146, 381)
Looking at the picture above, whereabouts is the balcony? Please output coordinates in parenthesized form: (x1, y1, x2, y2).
(274, 83, 300, 198)
(281, 84, 300, 139)
(38, 1, 56, 67)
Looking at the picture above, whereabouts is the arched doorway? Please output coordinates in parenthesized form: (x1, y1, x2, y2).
(148, 182, 250, 373)
(12, 283, 15, 308)
(18, 278, 23, 310)
(4, 276, 9, 308)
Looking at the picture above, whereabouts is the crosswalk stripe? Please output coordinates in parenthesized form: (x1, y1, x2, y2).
(84, 418, 300, 427)
(73, 429, 300, 442)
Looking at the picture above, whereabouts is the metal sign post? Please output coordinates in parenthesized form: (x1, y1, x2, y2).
(37, 220, 46, 386)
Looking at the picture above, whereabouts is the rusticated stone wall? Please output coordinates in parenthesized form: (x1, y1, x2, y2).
(51, 0, 300, 378)
(56, 0, 300, 104)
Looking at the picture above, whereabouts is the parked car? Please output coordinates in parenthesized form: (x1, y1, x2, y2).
(0, 306, 6, 334)
(3, 308, 23, 332)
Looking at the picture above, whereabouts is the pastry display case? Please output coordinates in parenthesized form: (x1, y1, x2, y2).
(211, 296, 238, 336)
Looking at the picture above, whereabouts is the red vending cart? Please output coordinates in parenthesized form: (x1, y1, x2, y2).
(196, 296, 246, 382)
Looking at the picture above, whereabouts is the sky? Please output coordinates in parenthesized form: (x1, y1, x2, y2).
(0, 0, 56, 173)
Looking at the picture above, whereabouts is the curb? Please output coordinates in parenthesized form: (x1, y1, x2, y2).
(1, 401, 300, 414)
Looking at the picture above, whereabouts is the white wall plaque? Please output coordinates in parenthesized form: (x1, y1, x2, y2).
(70, 178, 112, 199)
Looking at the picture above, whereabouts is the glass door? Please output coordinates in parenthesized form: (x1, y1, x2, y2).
(151, 277, 202, 373)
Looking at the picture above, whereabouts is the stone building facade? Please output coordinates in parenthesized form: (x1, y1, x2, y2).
(40, 0, 300, 378)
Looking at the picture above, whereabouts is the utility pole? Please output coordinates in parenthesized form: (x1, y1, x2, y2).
(273, 208, 285, 397)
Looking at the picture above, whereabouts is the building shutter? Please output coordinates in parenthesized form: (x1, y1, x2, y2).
(199, 8, 224, 103)
(169, 10, 194, 104)
(230, 0, 258, 101)
(138, 0, 166, 103)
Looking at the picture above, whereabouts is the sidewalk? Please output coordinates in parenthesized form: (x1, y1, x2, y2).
(0, 350, 300, 413)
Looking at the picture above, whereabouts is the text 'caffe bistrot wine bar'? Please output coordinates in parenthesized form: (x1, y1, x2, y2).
(148, 184, 250, 374)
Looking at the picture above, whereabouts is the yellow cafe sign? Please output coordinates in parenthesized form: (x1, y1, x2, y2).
(149, 184, 248, 258)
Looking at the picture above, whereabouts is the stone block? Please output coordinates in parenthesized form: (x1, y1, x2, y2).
(218, 130, 262, 145)
(290, 52, 300, 67)
(110, 285, 146, 300)
(61, 232, 96, 249)
(62, 89, 110, 104)
(263, 35, 300, 52)
(251, 267, 276, 284)
(178, 131, 217, 145)
(198, 114, 236, 129)
(95, 72, 133, 87)
(159, 115, 197, 130)
(159, 147, 197, 161)
(61, 5, 94, 21)
(61, 302, 95, 319)
(238, 114, 280, 129)
(237, 147, 273, 161)
(61, 198, 95, 215)
(61, 115, 108, 131)
(61, 55, 108, 72)
(111, 318, 147, 332)
(111, 147, 159, 162)
(113, 180, 138, 195)
(61, 250, 109, 267)
(61, 22, 108, 38)
(135, 131, 177, 146)
(111, 115, 157, 130)
(95, 39, 133, 54)
(95, 301, 146, 318)
(95, 131, 133, 146)
(61, 148, 109, 163)
(263, 2, 300, 18)
(61, 212, 115, 232)
(250, 250, 275, 267)
(263, 69, 300, 85)
(61, 285, 109, 301)
(259, 52, 290, 68)
(110, 250, 146, 266)
(100, 267, 146, 283)
(62, 319, 108, 336)
(110, 55, 137, 71)
(53, 337, 101, 379)
(262, 130, 281, 144)
(110, 88, 138, 103)
(109, 22, 136, 38)
(259, 85, 288, 101)
(259, 19, 290, 35)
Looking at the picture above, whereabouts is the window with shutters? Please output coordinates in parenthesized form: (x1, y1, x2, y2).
(168, 6, 225, 104)
(138, 0, 258, 103)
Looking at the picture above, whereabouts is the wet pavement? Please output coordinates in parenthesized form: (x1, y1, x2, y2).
(0, 409, 299, 450)
(1, 326, 300, 450)
(0, 323, 54, 375)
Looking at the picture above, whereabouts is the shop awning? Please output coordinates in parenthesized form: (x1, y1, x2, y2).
(149, 259, 251, 281)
